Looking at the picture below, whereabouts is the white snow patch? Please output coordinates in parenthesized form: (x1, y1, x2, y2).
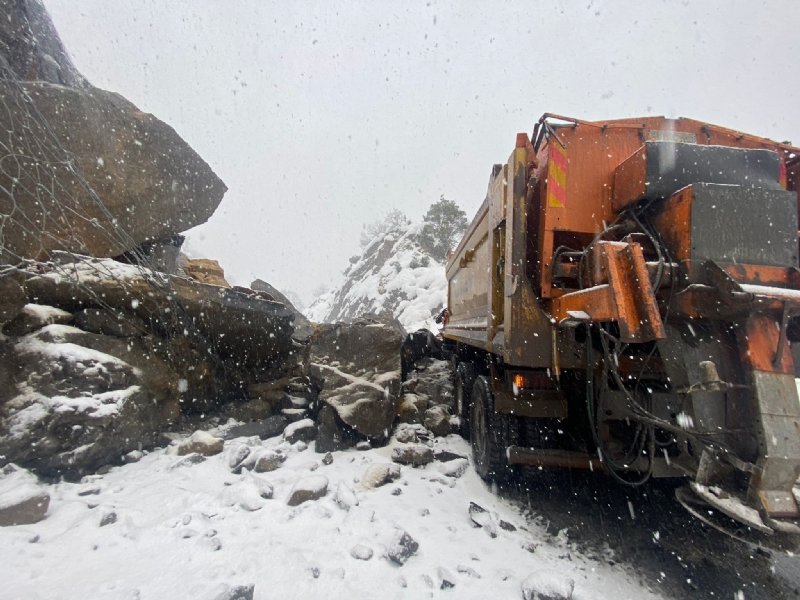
(0, 435, 665, 599)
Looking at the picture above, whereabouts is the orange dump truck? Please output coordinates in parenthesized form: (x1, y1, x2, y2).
(443, 113, 800, 547)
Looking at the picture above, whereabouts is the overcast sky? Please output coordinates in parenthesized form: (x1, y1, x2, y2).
(44, 0, 800, 304)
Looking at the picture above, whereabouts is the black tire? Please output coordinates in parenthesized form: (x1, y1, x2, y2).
(470, 375, 519, 482)
(454, 361, 476, 437)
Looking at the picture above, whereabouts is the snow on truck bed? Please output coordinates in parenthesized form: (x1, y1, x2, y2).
(0, 433, 664, 600)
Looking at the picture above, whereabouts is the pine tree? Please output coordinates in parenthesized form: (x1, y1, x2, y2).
(418, 196, 468, 262)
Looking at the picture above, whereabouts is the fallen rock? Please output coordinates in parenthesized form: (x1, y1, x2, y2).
(252, 450, 286, 473)
(334, 482, 359, 510)
(410, 358, 454, 407)
(521, 572, 575, 600)
(315, 404, 357, 453)
(284, 418, 317, 444)
(386, 529, 419, 565)
(438, 458, 469, 479)
(223, 416, 287, 441)
(437, 567, 456, 590)
(423, 405, 453, 437)
(321, 452, 333, 466)
(123, 450, 143, 464)
(0, 464, 50, 526)
(396, 395, 423, 425)
(391, 444, 434, 467)
(211, 583, 255, 600)
(2, 304, 72, 336)
(360, 463, 401, 489)
(221, 475, 272, 511)
(394, 422, 421, 444)
(350, 544, 374, 561)
(99, 511, 117, 527)
(227, 445, 252, 474)
(457, 564, 482, 579)
(176, 431, 224, 457)
(309, 315, 405, 443)
(243, 471, 273, 500)
(287, 475, 329, 506)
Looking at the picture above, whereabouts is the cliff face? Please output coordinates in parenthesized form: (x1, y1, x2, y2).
(0, 0, 227, 262)
(306, 222, 447, 333)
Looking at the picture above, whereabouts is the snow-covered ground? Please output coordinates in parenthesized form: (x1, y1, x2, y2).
(0, 429, 664, 600)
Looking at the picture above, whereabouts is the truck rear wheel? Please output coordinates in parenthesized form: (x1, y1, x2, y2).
(470, 375, 519, 482)
(454, 362, 476, 437)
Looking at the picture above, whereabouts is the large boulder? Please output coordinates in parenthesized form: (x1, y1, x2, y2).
(22, 255, 295, 371)
(0, 324, 181, 475)
(309, 315, 405, 444)
(0, 1, 226, 262)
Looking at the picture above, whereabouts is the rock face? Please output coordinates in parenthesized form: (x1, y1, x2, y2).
(310, 315, 405, 444)
(0, 0, 226, 262)
(305, 221, 446, 332)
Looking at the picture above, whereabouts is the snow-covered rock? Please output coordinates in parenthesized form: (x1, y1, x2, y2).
(334, 482, 359, 510)
(310, 315, 405, 443)
(360, 463, 402, 490)
(438, 457, 469, 479)
(283, 418, 317, 444)
(253, 450, 286, 473)
(210, 583, 255, 600)
(0, 464, 50, 526)
(391, 444, 434, 467)
(350, 544, 374, 560)
(386, 529, 419, 565)
(177, 431, 224, 456)
(286, 475, 328, 506)
(423, 405, 453, 437)
(305, 222, 446, 332)
(2, 303, 72, 337)
(521, 571, 575, 600)
(0, 324, 180, 475)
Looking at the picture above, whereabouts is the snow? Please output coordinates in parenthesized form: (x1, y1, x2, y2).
(0, 466, 47, 512)
(18, 303, 72, 323)
(0, 432, 665, 600)
(16, 324, 134, 369)
(33, 255, 167, 287)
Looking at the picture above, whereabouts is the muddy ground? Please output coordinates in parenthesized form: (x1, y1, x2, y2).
(498, 469, 800, 599)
